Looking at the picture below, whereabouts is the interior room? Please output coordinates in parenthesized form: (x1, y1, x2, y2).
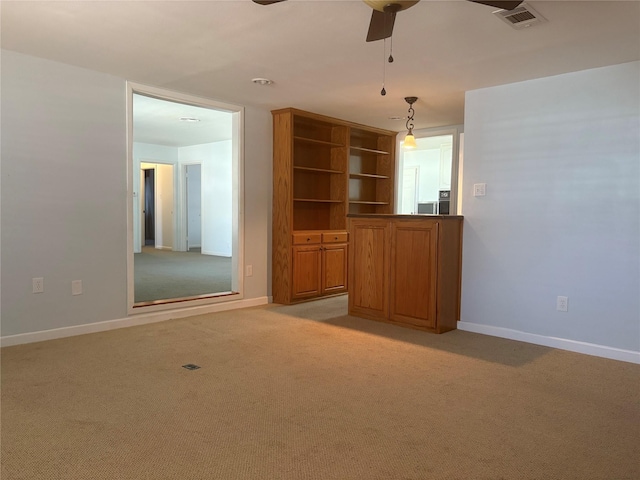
(1, 1, 638, 479)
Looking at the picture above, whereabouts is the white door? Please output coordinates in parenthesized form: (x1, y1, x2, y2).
(186, 164, 202, 250)
(401, 167, 419, 214)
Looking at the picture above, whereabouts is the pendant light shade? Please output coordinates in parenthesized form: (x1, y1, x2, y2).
(403, 96, 418, 149)
(403, 132, 417, 149)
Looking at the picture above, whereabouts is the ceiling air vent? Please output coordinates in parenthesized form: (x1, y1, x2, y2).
(494, 3, 546, 30)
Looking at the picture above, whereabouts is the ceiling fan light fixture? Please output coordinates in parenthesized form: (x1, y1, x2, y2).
(403, 96, 418, 149)
(363, 0, 419, 13)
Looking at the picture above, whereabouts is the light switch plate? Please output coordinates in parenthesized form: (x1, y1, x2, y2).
(72, 280, 83, 295)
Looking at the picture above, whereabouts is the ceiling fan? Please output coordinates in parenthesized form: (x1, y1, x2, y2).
(252, 0, 525, 42)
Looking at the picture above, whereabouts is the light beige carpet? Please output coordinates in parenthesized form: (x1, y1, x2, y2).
(1, 296, 639, 479)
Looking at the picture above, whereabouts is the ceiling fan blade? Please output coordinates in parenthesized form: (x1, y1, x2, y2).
(366, 9, 396, 42)
(467, 0, 523, 10)
(252, 0, 287, 5)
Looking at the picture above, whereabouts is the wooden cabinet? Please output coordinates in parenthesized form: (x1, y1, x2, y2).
(348, 218, 390, 321)
(321, 241, 348, 295)
(389, 220, 439, 329)
(292, 244, 322, 300)
(272, 108, 396, 304)
(348, 215, 463, 333)
(291, 233, 348, 300)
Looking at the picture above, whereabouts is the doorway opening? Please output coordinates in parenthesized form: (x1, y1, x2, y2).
(397, 127, 462, 216)
(143, 168, 155, 246)
(126, 83, 244, 313)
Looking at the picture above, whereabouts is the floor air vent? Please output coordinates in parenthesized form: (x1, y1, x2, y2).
(494, 3, 546, 30)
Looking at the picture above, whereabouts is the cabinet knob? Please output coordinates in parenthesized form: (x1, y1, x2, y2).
(307, 237, 311, 242)
(335, 236, 338, 240)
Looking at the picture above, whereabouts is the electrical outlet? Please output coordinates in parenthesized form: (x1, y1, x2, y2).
(32, 277, 44, 294)
(246, 265, 253, 277)
(557, 296, 568, 312)
(473, 183, 486, 197)
(72, 280, 83, 296)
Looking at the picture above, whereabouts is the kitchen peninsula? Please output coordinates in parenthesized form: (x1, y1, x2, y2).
(348, 214, 463, 333)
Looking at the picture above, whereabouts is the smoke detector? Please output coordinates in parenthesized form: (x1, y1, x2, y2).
(494, 3, 546, 30)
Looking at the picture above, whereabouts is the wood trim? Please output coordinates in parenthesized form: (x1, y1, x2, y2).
(271, 107, 398, 136)
(272, 110, 294, 304)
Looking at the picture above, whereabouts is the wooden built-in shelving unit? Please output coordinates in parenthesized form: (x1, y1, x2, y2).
(272, 108, 397, 304)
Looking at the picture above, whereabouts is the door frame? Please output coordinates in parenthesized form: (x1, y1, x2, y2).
(126, 82, 245, 314)
(140, 161, 175, 251)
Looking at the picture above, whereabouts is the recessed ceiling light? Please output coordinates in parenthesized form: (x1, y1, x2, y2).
(388, 116, 406, 121)
(252, 77, 274, 86)
(179, 117, 200, 122)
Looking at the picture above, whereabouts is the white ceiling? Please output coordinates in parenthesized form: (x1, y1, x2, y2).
(133, 94, 232, 146)
(2, 0, 639, 142)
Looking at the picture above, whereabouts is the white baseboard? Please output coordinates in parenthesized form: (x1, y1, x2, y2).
(457, 321, 640, 364)
(0, 296, 270, 348)
(201, 250, 232, 257)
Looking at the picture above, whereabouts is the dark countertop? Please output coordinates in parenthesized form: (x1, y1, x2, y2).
(347, 214, 464, 220)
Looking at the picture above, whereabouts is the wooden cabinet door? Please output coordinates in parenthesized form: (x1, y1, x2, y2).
(322, 243, 348, 294)
(348, 219, 390, 320)
(389, 220, 439, 329)
(292, 245, 322, 300)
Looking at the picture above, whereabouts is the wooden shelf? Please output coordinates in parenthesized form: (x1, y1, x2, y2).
(349, 145, 391, 155)
(294, 198, 344, 203)
(272, 107, 395, 304)
(294, 136, 345, 148)
(295, 166, 344, 174)
(349, 173, 390, 180)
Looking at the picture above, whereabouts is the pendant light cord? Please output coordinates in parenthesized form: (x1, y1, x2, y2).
(381, 38, 387, 96)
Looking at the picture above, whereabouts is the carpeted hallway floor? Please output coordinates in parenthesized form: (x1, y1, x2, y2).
(134, 247, 232, 303)
(1, 296, 639, 479)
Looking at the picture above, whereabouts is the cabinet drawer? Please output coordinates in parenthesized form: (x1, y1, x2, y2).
(292, 232, 322, 245)
(322, 232, 348, 244)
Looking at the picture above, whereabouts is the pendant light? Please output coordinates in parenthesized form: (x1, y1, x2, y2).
(403, 96, 418, 149)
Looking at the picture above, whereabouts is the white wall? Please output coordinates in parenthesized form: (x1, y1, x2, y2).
(460, 61, 639, 356)
(403, 149, 441, 203)
(134, 141, 233, 256)
(133, 143, 179, 252)
(1, 50, 128, 336)
(180, 141, 232, 257)
(242, 106, 272, 300)
(156, 163, 174, 249)
(1, 50, 272, 339)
